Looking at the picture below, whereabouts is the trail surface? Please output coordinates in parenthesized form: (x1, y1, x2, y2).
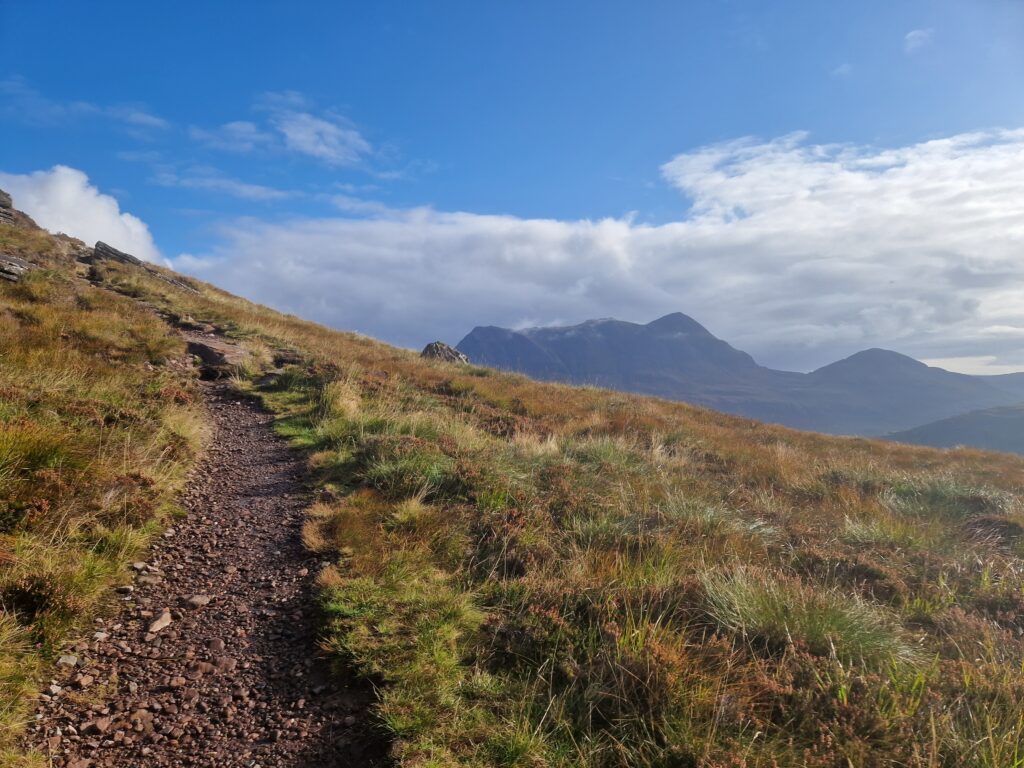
(30, 382, 383, 767)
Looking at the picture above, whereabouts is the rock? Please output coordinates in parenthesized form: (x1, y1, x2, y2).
(57, 655, 78, 668)
(148, 609, 172, 634)
(174, 316, 216, 334)
(0, 254, 35, 283)
(185, 594, 211, 608)
(76, 675, 95, 688)
(207, 638, 225, 652)
(420, 341, 469, 364)
(186, 339, 249, 379)
(0, 189, 13, 225)
(85, 717, 111, 735)
(90, 241, 142, 266)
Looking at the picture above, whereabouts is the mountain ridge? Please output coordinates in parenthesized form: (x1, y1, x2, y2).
(457, 314, 1023, 436)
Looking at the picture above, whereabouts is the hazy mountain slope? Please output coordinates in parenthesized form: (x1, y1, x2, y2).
(458, 318, 1022, 436)
(983, 371, 1024, 400)
(888, 403, 1024, 454)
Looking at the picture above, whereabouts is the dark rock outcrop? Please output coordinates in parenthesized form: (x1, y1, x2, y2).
(421, 341, 469, 364)
(90, 241, 143, 266)
(0, 254, 35, 282)
(0, 190, 13, 225)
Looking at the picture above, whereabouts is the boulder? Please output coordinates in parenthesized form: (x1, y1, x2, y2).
(421, 341, 469, 364)
(186, 338, 249, 378)
(90, 241, 142, 266)
(0, 254, 35, 283)
(0, 190, 14, 225)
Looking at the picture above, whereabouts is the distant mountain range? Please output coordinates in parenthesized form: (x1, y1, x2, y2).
(887, 404, 1024, 454)
(456, 313, 1024, 439)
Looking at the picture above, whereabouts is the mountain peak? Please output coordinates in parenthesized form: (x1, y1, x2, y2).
(644, 312, 712, 335)
(812, 348, 927, 377)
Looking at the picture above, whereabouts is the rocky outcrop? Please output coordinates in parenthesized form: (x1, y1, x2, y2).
(186, 338, 250, 379)
(421, 341, 469, 364)
(90, 241, 143, 266)
(0, 190, 13, 225)
(0, 254, 35, 283)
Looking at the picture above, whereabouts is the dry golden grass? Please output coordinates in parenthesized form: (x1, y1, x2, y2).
(0, 225, 205, 754)
(69, 252, 1024, 766)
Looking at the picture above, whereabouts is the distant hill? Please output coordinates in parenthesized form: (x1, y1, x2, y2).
(887, 403, 1024, 455)
(457, 314, 1023, 436)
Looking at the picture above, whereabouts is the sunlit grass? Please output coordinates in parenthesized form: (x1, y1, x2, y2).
(70, 229, 1024, 766)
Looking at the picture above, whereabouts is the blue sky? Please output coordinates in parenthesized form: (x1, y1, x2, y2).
(2, 1, 1024, 372)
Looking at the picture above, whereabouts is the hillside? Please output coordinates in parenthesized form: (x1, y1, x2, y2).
(4, 195, 1024, 767)
(458, 316, 1023, 436)
(889, 403, 1024, 455)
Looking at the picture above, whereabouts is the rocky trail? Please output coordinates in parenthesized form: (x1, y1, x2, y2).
(28, 381, 386, 767)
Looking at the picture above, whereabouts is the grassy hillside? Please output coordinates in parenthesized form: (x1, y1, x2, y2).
(86, 256, 1024, 768)
(3, 216, 1024, 766)
(0, 224, 204, 762)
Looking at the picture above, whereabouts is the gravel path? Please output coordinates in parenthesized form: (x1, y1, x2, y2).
(30, 383, 385, 767)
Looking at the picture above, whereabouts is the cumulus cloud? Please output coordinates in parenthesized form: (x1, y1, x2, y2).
(904, 28, 933, 54)
(172, 128, 1024, 373)
(0, 166, 161, 262)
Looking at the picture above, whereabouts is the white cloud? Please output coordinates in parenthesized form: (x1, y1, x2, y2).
(0, 165, 161, 262)
(270, 111, 371, 166)
(172, 128, 1024, 373)
(189, 93, 374, 168)
(153, 167, 293, 201)
(830, 63, 852, 77)
(922, 356, 1024, 376)
(904, 28, 934, 54)
(189, 121, 273, 152)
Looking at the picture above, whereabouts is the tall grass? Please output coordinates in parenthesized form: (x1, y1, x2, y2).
(77, 236, 1024, 766)
(0, 225, 204, 753)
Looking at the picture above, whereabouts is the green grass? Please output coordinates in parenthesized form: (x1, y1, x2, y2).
(0, 224, 204, 754)
(701, 569, 919, 667)
(40, 226, 1024, 766)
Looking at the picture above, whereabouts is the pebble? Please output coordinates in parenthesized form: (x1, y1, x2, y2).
(148, 609, 172, 634)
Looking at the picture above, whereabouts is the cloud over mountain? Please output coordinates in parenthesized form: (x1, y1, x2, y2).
(172, 128, 1024, 372)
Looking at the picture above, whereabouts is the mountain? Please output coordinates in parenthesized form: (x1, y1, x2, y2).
(457, 315, 1022, 436)
(887, 404, 1024, 455)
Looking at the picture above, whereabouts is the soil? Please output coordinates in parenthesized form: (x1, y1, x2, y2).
(28, 382, 388, 767)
